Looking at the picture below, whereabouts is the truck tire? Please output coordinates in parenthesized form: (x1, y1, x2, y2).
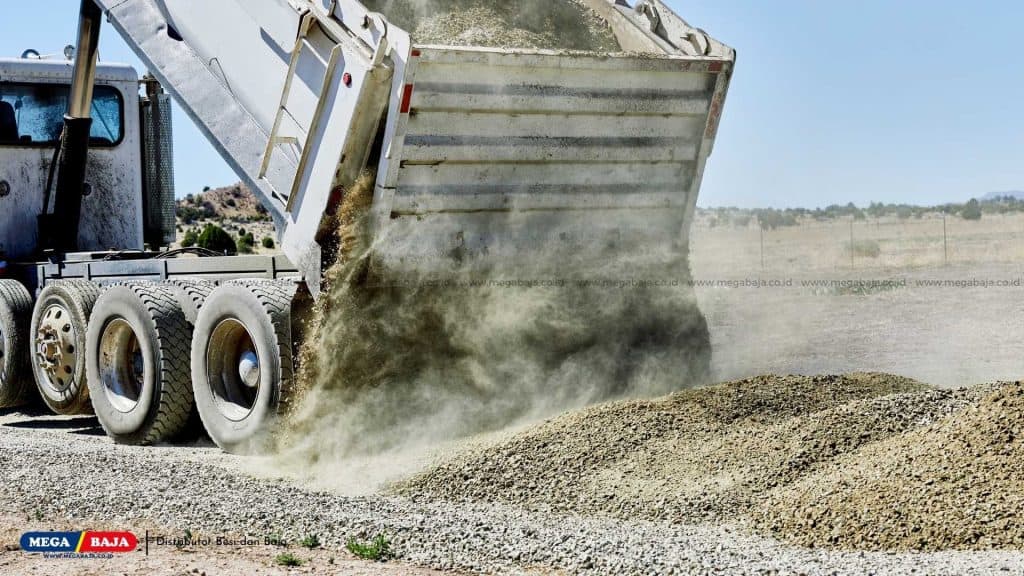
(30, 280, 100, 415)
(165, 278, 215, 326)
(86, 283, 194, 445)
(163, 278, 216, 441)
(0, 280, 35, 408)
(191, 280, 296, 454)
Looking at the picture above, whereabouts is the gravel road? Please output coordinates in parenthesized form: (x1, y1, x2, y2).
(2, 408, 1024, 575)
(4, 262, 1024, 574)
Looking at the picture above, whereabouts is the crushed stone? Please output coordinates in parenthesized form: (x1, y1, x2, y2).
(755, 381, 1024, 551)
(396, 373, 967, 521)
(362, 0, 622, 51)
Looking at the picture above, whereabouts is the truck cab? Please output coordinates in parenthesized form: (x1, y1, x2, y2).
(0, 54, 174, 262)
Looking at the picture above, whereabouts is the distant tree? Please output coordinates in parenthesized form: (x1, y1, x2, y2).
(261, 236, 275, 249)
(203, 186, 211, 192)
(238, 227, 247, 237)
(197, 224, 237, 254)
(961, 198, 982, 221)
(181, 228, 199, 248)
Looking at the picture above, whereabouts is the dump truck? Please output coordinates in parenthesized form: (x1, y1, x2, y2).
(0, 0, 734, 452)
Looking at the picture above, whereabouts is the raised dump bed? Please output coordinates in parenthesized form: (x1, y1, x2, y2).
(100, 0, 734, 289)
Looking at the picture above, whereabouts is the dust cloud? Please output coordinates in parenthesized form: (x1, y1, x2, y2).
(263, 171, 710, 493)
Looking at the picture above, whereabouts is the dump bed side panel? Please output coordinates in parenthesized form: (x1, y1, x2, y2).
(371, 49, 732, 278)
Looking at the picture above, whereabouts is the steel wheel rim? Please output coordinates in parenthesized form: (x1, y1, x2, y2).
(35, 304, 79, 392)
(98, 318, 144, 412)
(206, 318, 260, 421)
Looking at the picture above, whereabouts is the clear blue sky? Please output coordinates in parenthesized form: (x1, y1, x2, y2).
(2, 1, 1021, 208)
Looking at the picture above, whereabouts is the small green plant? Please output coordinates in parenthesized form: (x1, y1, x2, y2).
(33, 508, 43, 521)
(300, 533, 321, 549)
(275, 552, 303, 567)
(346, 533, 392, 561)
(262, 236, 275, 249)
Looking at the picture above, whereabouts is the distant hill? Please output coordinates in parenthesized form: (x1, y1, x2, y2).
(981, 190, 1024, 201)
(176, 183, 270, 223)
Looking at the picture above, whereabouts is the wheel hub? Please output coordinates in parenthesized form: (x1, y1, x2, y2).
(207, 318, 261, 421)
(35, 304, 78, 391)
(98, 318, 144, 412)
(238, 350, 260, 389)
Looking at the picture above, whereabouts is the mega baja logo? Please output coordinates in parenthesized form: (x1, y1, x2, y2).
(20, 531, 138, 556)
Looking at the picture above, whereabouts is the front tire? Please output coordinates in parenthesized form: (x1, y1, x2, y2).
(191, 281, 296, 454)
(0, 280, 34, 407)
(86, 283, 193, 444)
(30, 280, 100, 414)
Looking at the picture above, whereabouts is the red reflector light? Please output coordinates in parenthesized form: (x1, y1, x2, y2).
(411, 49, 421, 57)
(400, 84, 415, 114)
(708, 61, 724, 72)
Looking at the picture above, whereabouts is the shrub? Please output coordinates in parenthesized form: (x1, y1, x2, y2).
(847, 239, 881, 258)
(237, 232, 256, 254)
(262, 236, 275, 249)
(197, 224, 237, 255)
(181, 228, 198, 248)
(961, 198, 982, 220)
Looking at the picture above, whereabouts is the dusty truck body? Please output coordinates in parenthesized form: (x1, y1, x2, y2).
(0, 0, 734, 452)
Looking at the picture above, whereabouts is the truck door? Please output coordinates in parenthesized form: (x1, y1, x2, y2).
(0, 80, 142, 259)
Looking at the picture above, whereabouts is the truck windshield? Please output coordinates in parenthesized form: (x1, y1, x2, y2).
(0, 82, 124, 147)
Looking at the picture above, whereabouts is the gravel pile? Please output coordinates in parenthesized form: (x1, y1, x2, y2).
(2, 411, 1024, 575)
(362, 0, 621, 51)
(398, 373, 973, 522)
(756, 381, 1024, 551)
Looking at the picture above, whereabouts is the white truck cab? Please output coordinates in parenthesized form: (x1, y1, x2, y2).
(0, 56, 152, 259)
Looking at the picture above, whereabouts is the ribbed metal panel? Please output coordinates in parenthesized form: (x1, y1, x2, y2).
(140, 92, 176, 247)
(371, 49, 729, 276)
(393, 51, 717, 215)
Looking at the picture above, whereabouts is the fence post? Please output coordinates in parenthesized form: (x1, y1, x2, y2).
(943, 215, 948, 266)
(760, 225, 765, 271)
(850, 218, 855, 269)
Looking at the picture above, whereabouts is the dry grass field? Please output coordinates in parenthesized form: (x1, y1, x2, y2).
(690, 212, 1024, 388)
(692, 212, 1024, 274)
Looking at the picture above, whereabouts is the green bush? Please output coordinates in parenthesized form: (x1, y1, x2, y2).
(262, 236, 275, 249)
(181, 228, 198, 248)
(237, 232, 256, 254)
(961, 198, 982, 220)
(197, 224, 237, 255)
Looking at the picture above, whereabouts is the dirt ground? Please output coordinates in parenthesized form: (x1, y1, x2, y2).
(3, 218, 1024, 573)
